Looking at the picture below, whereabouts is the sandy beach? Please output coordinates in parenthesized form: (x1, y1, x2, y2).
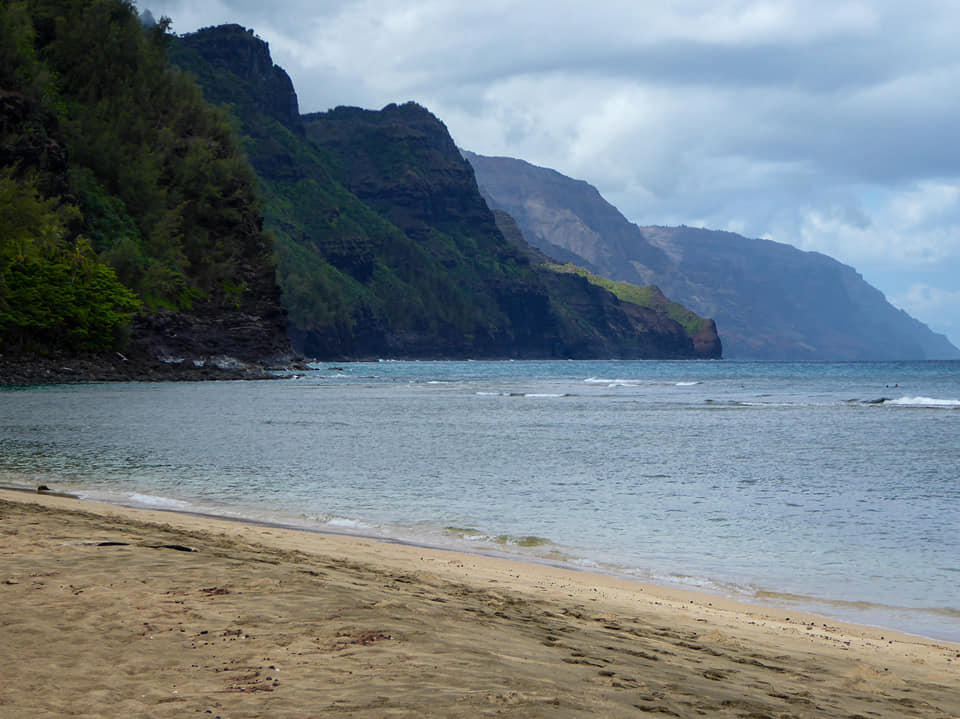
(1, 489, 958, 718)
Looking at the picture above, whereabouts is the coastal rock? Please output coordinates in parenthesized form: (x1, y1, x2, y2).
(692, 318, 723, 359)
(129, 303, 292, 366)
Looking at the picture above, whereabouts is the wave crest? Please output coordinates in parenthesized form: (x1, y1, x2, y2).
(884, 396, 960, 408)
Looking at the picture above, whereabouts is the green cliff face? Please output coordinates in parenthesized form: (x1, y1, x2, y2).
(0, 5, 718, 366)
(0, 1, 290, 366)
(175, 25, 718, 359)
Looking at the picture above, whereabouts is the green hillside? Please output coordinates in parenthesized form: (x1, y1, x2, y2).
(1, 6, 718, 366)
(0, 1, 286, 361)
(546, 263, 710, 337)
(173, 25, 717, 359)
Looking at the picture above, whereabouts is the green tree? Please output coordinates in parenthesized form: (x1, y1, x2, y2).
(0, 168, 140, 352)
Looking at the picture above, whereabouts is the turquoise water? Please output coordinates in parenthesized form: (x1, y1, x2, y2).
(2, 360, 958, 640)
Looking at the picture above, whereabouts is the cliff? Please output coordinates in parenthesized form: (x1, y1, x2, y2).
(303, 101, 716, 358)
(303, 104, 495, 240)
(176, 24, 717, 360)
(173, 24, 303, 135)
(467, 152, 959, 360)
(464, 150, 671, 278)
(639, 225, 960, 360)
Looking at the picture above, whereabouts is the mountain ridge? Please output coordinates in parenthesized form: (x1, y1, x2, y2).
(4, 8, 721, 371)
(466, 151, 959, 360)
(173, 26, 720, 360)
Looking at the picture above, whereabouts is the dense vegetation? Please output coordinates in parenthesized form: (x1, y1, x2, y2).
(172, 29, 532, 356)
(0, 1, 277, 356)
(1, 6, 715, 363)
(546, 263, 710, 337)
(0, 166, 140, 351)
(172, 26, 716, 358)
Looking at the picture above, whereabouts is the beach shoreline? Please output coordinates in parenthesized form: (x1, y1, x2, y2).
(2, 481, 955, 644)
(4, 480, 956, 646)
(1, 488, 957, 718)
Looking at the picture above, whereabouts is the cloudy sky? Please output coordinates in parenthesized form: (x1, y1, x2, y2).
(145, 0, 960, 347)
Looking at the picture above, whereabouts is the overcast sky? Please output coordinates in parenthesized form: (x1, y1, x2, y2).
(144, 0, 960, 347)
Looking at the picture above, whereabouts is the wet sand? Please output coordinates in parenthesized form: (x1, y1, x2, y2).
(1, 489, 958, 718)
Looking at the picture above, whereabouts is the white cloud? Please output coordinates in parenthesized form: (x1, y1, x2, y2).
(791, 181, 960, 270)
(895, 284, 960, 314)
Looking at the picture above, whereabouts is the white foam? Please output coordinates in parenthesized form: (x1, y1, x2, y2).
(127, 493, 190, 509)
(475, 391, 567, 398)
(571, 557, 601, 569)
(675, 381, 701, 386)
(584, 377, 642, 387)
(885, 396, 960, 408)
(323, 516, 371, 529)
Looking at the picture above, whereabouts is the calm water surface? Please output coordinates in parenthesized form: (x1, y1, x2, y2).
(2, 360, 958, 640)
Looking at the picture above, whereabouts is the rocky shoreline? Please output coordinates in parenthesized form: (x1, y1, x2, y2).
(0, 296, 306, 385)
(0, 353, 306, 385)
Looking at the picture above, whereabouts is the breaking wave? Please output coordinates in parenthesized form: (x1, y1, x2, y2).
(884, 396, 960, 408)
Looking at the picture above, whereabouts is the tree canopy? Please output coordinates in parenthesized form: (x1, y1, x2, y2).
(0, 0, 275, 355)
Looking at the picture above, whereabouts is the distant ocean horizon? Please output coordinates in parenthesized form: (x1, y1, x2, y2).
(2, 360, 958, 641)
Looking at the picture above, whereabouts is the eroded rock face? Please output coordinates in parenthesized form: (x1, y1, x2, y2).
(177, 25, 303, 135)
(465, 150, 671, 278)
(130, 301, 291, 366)
(303, 103, 496, 240)
(692, 319, 723, 359)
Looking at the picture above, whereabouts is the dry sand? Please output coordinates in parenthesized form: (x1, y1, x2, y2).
(1, 488, 958, 718)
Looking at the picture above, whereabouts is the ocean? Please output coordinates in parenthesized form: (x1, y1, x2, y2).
(2, 360, 958, 641)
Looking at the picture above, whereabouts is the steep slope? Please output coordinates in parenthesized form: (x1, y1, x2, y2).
(302, 101, 715, 358)
(467, 152, 959, 360)
(464, 150, 670, 279)
(174, 25, 718, 359)
(640, 225, 960, 360)
(545, 263, 722, 359)
(0, 2, 291, 375)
